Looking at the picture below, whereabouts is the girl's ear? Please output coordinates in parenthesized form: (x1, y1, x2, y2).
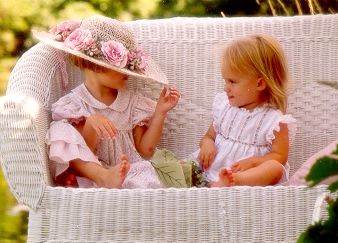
(256, 78, 267, 91)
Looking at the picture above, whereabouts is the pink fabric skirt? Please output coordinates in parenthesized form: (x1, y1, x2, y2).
(46, 120, 162, 189)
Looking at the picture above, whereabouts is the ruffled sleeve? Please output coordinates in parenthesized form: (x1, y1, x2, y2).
(51, 92, 90, 124)
(132, 93, 156, 127)
(212, 92, 229, 133)
(266, 112, 297, 144)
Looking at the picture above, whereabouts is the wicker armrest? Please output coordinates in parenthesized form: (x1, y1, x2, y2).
(0, 95, 50, 209)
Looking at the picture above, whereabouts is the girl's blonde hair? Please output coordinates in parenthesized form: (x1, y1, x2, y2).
(69, 54, 109, 73)
(222, 34, 289, 113)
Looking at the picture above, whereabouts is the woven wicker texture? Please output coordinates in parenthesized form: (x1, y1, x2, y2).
(0, 14, 337, 242)
(26, 186, 327, 242)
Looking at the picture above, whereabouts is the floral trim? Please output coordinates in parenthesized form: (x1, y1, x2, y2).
(50, 20, 80, 42)
(49, 20, 148, 72)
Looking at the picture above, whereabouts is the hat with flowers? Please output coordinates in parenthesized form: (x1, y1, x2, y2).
(32, 15, 168, 84)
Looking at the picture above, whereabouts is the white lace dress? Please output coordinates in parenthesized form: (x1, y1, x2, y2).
(46, 83, 162, 188)
(191, 92, 297, 184)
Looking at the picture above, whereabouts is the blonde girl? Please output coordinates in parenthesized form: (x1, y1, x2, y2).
(193, 34, 296, 187)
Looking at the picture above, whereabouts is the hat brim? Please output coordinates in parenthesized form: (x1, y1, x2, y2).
(32, 30, 168, 85)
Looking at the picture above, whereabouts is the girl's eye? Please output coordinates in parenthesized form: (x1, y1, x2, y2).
(225, 79, 235, 84)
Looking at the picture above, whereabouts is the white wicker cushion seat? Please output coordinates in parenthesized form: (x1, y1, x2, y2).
(0, 14, 337, 242)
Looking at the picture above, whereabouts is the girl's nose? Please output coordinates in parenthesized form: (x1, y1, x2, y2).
(224, 83, 230, 93)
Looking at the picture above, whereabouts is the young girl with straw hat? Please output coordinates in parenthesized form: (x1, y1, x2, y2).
(33, 15, 180, 189)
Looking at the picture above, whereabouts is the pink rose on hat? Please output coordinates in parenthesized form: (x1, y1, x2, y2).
(101, 41, 128, 68)
(64, 29, 95, 51)
(50, 20, 81, 41)
(128, 48, 148, 71)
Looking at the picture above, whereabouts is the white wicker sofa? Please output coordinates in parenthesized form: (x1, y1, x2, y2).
(0, 14, 338, 243)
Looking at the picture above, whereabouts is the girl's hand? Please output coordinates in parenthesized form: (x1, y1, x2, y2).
(85, 114, 117, 139)
(231, 158, 255, 173)
(155, 87, 180, 116)
(198, 138, 217, 170)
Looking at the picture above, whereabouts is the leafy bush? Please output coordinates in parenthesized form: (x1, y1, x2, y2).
(297, 144, 338, 243)
(0, 170, 28, 243)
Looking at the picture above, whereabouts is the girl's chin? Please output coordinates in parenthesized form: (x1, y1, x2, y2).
(228, 100, 236, 106)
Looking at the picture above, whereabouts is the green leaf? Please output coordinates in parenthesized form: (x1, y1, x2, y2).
(305, 156, 338, 188)
(328, 180, 338, 193)
(152, 149, 178, 164)
(333, 144, 338, 156)
(181, 162, 192, 187)
(317, 80, 338, 90)
(150, 149, 187, 188)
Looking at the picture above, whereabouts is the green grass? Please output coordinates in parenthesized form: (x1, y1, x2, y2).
(0, 57, 17, 95)
(0, 169, 28, 243)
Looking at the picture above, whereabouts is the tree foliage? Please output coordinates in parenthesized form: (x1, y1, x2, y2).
(0, 0, 135, 57)
(151, 0, 338, 18)
(297, 144, 338, 243)
(0, 170, 28, 242)
(151, 0, 261, 18)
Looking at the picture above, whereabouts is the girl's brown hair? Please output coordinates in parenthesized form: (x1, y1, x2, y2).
(69, 54, 109, 73)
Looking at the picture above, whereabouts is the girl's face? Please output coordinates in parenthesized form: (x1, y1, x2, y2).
(221, 65, 266, 111)
(96, 69, 129, 89)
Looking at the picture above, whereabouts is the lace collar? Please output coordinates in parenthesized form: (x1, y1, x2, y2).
(72, 83, 130, 112)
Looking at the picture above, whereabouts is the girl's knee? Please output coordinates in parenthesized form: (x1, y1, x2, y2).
(265, 160, 284, 184)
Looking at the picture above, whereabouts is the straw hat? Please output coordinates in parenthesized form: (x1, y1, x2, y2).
(32, 15, 168, 84)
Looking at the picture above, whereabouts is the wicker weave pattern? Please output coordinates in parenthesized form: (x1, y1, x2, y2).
(0, 14, 337, 242)
(26, 186, 327, 242)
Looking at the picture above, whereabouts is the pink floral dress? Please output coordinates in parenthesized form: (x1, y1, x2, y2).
(46, 83, 162, 188)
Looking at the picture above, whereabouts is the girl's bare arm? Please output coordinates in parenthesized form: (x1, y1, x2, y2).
(231, 123, 289, 172)
(133, 87, 180, 159)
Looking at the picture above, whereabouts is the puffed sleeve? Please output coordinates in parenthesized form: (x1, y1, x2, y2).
(51, 92, 90, 124)
(132, 93, 156, 127)
(212, 92, 229, 133)
(266, 112, 297, 145)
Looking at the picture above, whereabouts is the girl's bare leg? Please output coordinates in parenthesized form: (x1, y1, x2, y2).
(69, 154, 130, 188)
(211, 160, 284, 187)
